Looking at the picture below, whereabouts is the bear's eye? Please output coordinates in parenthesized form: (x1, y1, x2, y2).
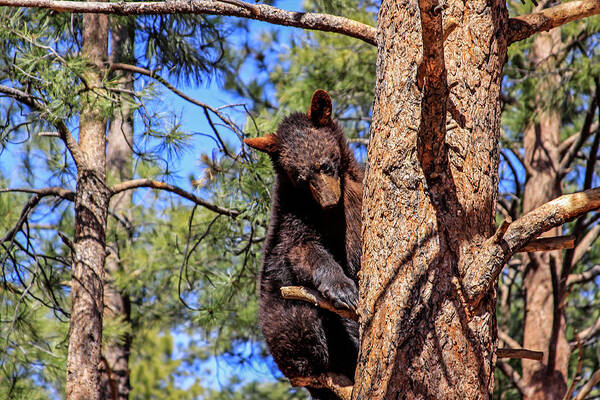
(320, 163, 334, 175)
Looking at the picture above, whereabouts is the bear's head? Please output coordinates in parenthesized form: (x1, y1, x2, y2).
(245, 90, 346, 209)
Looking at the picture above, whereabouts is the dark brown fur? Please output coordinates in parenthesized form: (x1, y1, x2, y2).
(246, 91, 363, 400)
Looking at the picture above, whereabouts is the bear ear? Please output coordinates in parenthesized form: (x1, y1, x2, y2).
(244, 134, 279, 154)
(307, 89, 333, 127)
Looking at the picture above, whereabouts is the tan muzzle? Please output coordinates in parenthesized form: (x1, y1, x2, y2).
(309, 174, 341, 209)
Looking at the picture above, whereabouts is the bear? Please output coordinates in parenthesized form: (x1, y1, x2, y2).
(244, 90, 363, 400)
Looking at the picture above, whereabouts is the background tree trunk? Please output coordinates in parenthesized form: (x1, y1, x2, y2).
(521, 27, 570, 400)
(354, 0, 508, 398)
(66, 10, 109, 400)
(100, 18, 135, 400)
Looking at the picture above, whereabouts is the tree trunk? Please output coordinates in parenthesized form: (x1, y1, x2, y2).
(100, 18, 135, 400)
(66, 10, 109, 400)
(354, 0, 508, 398)
(521, 27, 569, 400)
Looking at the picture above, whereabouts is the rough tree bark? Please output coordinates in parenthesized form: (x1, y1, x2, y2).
(520, 27, 569, 400)
(66, 8, 110, 400)
(355, 0, 508, 397)
(100, 18, 135, 400)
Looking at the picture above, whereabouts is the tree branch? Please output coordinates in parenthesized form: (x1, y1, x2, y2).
(497, 348, 543, 361)
(280, 286, 358, 320)
(0, 84, 85, 167)
(571, 225, 600, 267)
(564, 336, 584, 400)
(573, 369, 600, 400)
(290, 373, 353, 400)
(282, 285, 540, 362)
(0, 187, 75, 201)
(0, 0, 376, 46)
(579, 316, 600, 342)
(558, 86, 599, 174)
(496, 360, 529, 397)
(465, 187, 600, 307)
(567, 264, 600, 286)
(517, 235, 575, 252)
(110, 63, 243, 142)
(498, 328, 521, 349)
(0, 187, 75, 243)
(110, 179, 241, 217)
(508, 0, 600, 44)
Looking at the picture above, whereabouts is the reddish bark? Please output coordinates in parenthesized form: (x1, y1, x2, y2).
(520, 28, 569, 400)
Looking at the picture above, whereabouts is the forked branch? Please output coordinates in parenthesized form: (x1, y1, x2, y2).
(0, 84, 84, 167)
(508, 0, 600, 44)
(0, 0, 376, 46)
(465, 187, 600, 307)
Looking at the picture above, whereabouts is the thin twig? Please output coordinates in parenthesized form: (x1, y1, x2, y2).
(0, 84, 85, 167)
(280, 286, 358, 321)
(573, 369, 600, 400)
(110, 179, 240, 217)
(110, 63, 245, 141)
(496, 360, 529, 397)
(564, 335, 584, 400)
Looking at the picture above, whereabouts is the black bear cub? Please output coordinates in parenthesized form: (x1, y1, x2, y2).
(245, 90, 363, 400)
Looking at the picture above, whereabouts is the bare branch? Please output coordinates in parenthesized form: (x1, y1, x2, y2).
(518, 235, 575, 253)
(496, 360, 529, 397)
(0, 187, 74, 243)
(508, 0, 600, 44)
(564, 336, 584, 400)
(109, 179, 240, 217)
(0, 187, 75, 201)
(558, 88, 599, 174)
(290, 373, 353, 400)
(571, 225, 600, 266)
(573, 369, 600, 400)
(579, 316, 600, 342)
(559, 133, 579, 156)
(110, 63, 244, 141)
(497, 348, 544, 361)
(280, 286, 358, 321)
(491, 218, 512, 244)
(347, 137, 370, 146)
(0, 84, 85, 167)
(498, 328, 521, 349)
(567, 265, 600, 286)
(465, 187, 600, 307)
(0, 0, 376, 46)
(583, 90, 600, 190)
